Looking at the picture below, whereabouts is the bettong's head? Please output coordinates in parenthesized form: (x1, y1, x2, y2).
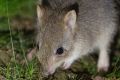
(36, 5, 77, 76)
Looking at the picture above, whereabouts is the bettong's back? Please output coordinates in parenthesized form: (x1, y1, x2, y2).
(75, 0, 117, 49)
(77, 0, 117, 36)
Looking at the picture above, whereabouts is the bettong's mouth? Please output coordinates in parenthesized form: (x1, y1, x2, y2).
(43, 62, 68, 76)
(43, 68, 56, 77)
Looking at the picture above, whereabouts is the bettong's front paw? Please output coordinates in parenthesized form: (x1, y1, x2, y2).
(97, 62, 109, 73)
(98, 66, 109, 73)
(63, 59, 73, 69)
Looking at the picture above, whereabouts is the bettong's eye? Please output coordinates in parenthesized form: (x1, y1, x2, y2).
(56, 47, 64, 55)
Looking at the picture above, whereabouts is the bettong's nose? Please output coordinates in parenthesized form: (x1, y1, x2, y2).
(42, 66, 55, 77)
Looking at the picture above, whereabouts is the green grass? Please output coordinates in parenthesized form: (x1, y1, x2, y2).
(0, 60, 38, 80)
(0, 30, 38, 80)
(0, 0, 39, 79)
(0, 0, 36, 31)
(0, 0, 36, 18)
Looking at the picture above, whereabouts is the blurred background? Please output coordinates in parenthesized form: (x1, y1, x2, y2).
(0, 0, 39, 79)
(0, 0, 120, 80)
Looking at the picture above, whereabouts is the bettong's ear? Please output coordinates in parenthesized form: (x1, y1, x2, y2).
(37, 5, 44, 22)
(64, 10, 77, 31)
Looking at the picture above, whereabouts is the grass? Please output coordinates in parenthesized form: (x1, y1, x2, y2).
(0, 31, 38, 80)
(0, 0, 120, 80)
(0, 60, 38, 80)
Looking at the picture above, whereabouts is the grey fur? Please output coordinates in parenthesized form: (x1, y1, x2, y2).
(36, 0, 118, 76)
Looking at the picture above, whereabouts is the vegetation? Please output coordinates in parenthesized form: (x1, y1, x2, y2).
(0, 0, 120, 80)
